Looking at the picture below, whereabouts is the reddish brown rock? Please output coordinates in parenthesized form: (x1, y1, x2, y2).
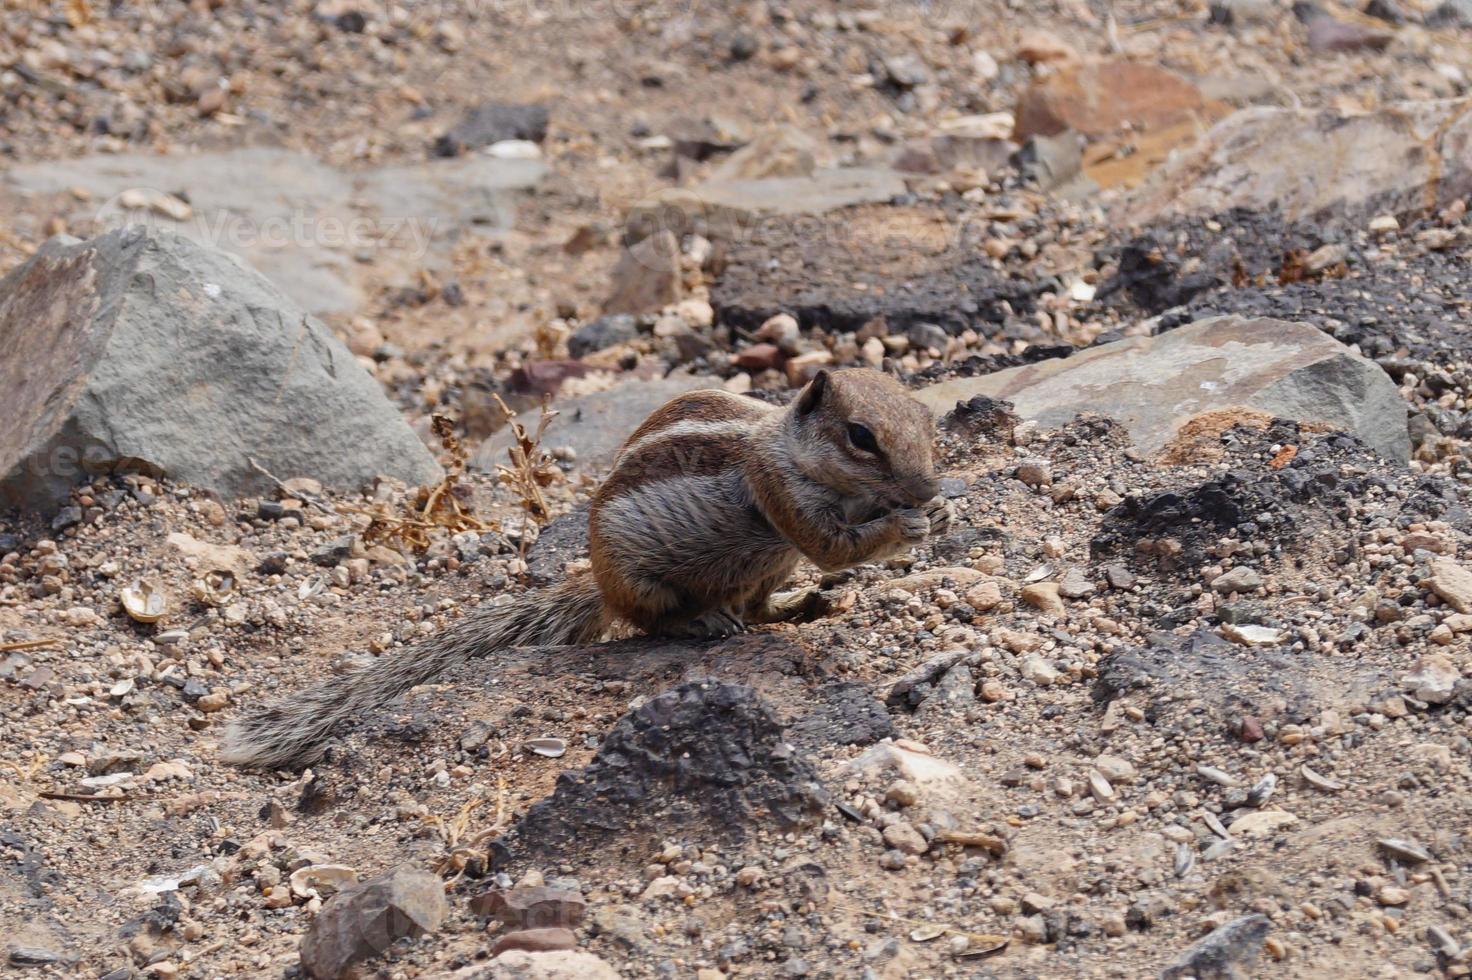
(734, 343, 784, 371)
(299, 867, 448, 980)
(470, 886, 586, 929)
(1014, 61, 1209, 141)
(490, 928, 578, 956)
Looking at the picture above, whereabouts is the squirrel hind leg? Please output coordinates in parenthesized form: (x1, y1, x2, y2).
(748, 585, 827, 625)
(662, 607, 746, 639)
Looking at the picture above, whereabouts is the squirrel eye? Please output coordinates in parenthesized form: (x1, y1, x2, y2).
(846, 422, 879, 454)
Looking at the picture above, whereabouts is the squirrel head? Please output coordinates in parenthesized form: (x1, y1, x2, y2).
(786, 368, 939, 509)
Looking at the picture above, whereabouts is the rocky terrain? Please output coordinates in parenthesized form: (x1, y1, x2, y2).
(4, 0, 1472, 978)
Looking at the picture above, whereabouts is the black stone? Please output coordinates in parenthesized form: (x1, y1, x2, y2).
(433, 102, 549, 157)
(568, 314, 640, 360)
(496, 681, 827, 862)
(49, 506, 81, 532)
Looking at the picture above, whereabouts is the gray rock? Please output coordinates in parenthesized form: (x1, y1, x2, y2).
(1014, 130, 1085, 190)
(9, 946, 65, 966)
(914, 315, 1409, 462)
(605, 231, 683, 314)
(709, 126, 822, 181)
(568, 314, 641, 359)
(299, 866, 448, 980)
(471, 374, 720, 473)
(433, 102, 549, 157)
(1428, 0, 1472, 27)
(1160, 913, 1270, 979)
(1123, 99, 1472, 225)
(623, 168, 905, 246)
(5, 147, 543, 316)
(0, 227, 440, 515)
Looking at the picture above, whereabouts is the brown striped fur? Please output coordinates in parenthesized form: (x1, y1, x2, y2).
(222, 369, 947, 769)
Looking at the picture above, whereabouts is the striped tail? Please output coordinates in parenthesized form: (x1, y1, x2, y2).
(220, 575, 607, 770)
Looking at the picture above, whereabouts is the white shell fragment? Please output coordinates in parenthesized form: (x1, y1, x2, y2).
(120, 580, 168, 623)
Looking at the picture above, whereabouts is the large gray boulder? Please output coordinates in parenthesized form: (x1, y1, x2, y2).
(1121, 98, 1472, 226)
(0, 227, 441, 515)
(915, 316, 1409, 462)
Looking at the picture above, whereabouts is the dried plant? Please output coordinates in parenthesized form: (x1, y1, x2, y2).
(346, 415, 492, 553)
(492, 393, 562, 525)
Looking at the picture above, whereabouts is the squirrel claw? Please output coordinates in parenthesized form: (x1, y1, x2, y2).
(674, 608, 746, 639)
(923, 496, 954, 538)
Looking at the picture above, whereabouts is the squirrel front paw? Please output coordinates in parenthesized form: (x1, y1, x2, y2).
(896, 508, 931, 544)
(923, 496, 954, 537)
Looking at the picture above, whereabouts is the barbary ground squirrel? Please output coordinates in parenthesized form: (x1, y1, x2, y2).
(223, 368, 951, 769)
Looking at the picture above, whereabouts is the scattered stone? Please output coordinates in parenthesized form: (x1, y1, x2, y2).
(1220, 623, 1284, 647)
(1403, 653, 1460, 705)
(1303, 10, 1393, 51)
(1022, 655, 1061, 686)
(1227, 810, 1299, 837)
(964, 580, 1003, 611)
(1160, 913, 1270, 980)
(434, 102, 549, 157)
(1058, 567, 1095, 599)
(1014, 62, 1212, 141)
(1211, 567, 1264, 594)
(624, 169, 906, 247)
(298, 867, 448, 980)
(709, 126, 821, 181)
(455, 950, 622, 979)
(568, 314, 640, 359)
(1094, 755, 1137, 784)
(1022, 582, 1066, 617)
(471, 887, 586, 929)
(881, 821, 929, 855)
(1427, 559, 1472, 613)
(8, 947, 64, 966)
(1378, 838, 1433, 864)
(605, 231, 683, 315)
(489, 929, 577, 956)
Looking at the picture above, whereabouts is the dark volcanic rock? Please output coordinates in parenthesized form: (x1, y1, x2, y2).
(709, 207, 1038, 337)
(785, 680, 894, 749)
(523, 502, 591, 585)
(1094, 629, 1384, 732)
(434, 102, 549, 157)
(299, 866, 448, 979)
(1096, 208, 1352, 314)
(495, 681, 827, 864)
(938, 394, 1022, 443)
(1160, 913, 1270, 979)
(568, 313, 641, 359)
(1089, 422, 1447, 570)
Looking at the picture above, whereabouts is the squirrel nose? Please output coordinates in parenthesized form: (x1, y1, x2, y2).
(903, 478, 939, 506)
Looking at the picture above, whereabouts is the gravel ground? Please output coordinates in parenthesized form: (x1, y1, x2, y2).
(7, 1, 1472, 978)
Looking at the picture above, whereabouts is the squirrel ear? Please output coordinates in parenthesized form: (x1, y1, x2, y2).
(796, 369, 829, 416)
